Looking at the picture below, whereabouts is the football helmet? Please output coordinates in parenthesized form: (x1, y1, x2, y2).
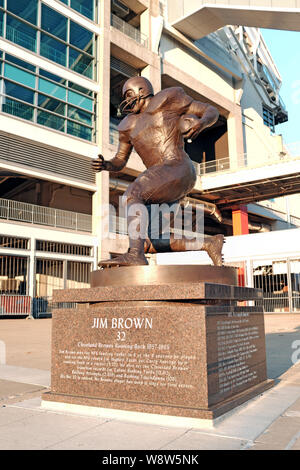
(118, 76, 154, 115)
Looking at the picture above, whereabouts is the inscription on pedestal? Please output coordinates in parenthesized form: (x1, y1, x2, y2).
(58, 344, 196, 391)
(206, 308, 267, 405)
(217, 314, 259, 394)
(44, 280, 272, 420)
(51, 304, 207, 408)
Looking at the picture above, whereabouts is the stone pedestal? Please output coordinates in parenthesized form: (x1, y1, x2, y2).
(42, 266, 273, 421)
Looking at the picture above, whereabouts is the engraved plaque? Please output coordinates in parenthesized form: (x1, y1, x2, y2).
(51, 302, 209, 408)
(44, 282, 273, 420)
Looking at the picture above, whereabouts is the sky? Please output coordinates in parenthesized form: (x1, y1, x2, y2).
(261, 29, 300, 151)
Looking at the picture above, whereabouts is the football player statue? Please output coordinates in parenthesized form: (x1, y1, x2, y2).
(92, 76, 224, 267)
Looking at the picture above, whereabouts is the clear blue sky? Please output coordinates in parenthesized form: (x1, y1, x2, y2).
(261, 29, 300, 147)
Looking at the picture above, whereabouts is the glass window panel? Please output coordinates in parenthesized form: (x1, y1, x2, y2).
(40, 69, 66, 85)
(40, 33, 67, 66)
(68, 105, 92, 125)
(6, 15, 37, 52)
(70, 0, 94, 21)
(59, 0, 69, 4)
(4, 63, 36, 89)
(69, 48, 93, 78)
(38, 78, 66, 101)
(0, 0, 3, 7)
(38, 95, 65, 115)
(2, 96, 34, 121)
(67, 120, 92, 141)
(41, 5, 67, 42)
(70, 22, 93, 52)
(68, 81, 93, 96)
(4, 80, 34, 104)
(7, 0, 38, 25)
(37, 110, 65, 131)
(0, 11, 4, 37)
(68, 90, 93, 112)
(6, 54, 36, 72)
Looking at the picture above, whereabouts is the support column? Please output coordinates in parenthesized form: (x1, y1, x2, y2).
(92, 0, 111, 263)
(287, 258, 293, 314)
(28, 237, 36, 299)
(232, 205, 249, 236)
(28, 236, 35, 318)
(227, 106, 244, 170)
(232, 205, 249, 287)
(98, 0, 111, 151)
(141, 61, 161, 94)
(140, 5, 162, 94)
(92, 171, 110, 262)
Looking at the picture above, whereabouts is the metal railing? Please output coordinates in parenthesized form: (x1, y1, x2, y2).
(253, 259, 300, 314)
(199, 157, 231, 175)
(0, 198, 92, 232)
(0, 295, 32, 316)
(199, 151, 300, 176)
(111, 14, 148, 47)
(0, 295, 79, 317)
(32, 296, 77, 318)
(32, 296, 54, 318)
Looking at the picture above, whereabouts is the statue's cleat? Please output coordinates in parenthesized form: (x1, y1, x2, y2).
(203, 234, 224, 267)
(98, 251, 148, 268)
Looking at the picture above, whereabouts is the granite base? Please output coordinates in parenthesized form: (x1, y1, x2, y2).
(44, 268, 273, 421)
(42, 378, 273, 421)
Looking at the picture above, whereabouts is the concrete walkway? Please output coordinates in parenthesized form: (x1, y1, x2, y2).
(0, 315, 300, 450)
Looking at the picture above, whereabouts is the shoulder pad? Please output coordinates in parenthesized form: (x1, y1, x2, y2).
(117, 114, 136, 133)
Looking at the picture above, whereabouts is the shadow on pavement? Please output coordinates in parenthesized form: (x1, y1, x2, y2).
(265, 325, 300, 380)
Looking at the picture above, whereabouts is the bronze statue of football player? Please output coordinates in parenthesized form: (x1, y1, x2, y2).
(92, 76, 224, 267)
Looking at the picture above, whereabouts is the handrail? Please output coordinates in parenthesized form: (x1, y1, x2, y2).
(199, 152, 300, 176)
(0, 198, 92, 232)
(111, 14, 148, 47)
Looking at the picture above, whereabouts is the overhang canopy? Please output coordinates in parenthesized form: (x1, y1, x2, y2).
(169, 1, 300, 40)
(192, 159, 300, 209)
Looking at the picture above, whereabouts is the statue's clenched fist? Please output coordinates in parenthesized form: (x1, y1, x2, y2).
(91, 154, 110, 172)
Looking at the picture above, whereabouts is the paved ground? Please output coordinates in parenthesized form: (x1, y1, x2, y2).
(0, 318, 51, 370)
(0, 315, 300, 451)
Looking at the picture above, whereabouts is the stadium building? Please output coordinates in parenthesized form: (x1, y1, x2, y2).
(0, 0, 299, 316)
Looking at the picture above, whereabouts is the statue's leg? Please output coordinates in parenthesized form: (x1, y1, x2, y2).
(145, 197, 224, 266)
(145, 233, 225, 266)
(99, 181, 149, 267)
(98, 163, 196, 268)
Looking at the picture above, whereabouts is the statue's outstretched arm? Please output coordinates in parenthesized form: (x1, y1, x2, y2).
(92, 132, 133, 173)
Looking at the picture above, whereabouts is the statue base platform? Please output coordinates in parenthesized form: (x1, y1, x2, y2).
(42, 265, 273, 422)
